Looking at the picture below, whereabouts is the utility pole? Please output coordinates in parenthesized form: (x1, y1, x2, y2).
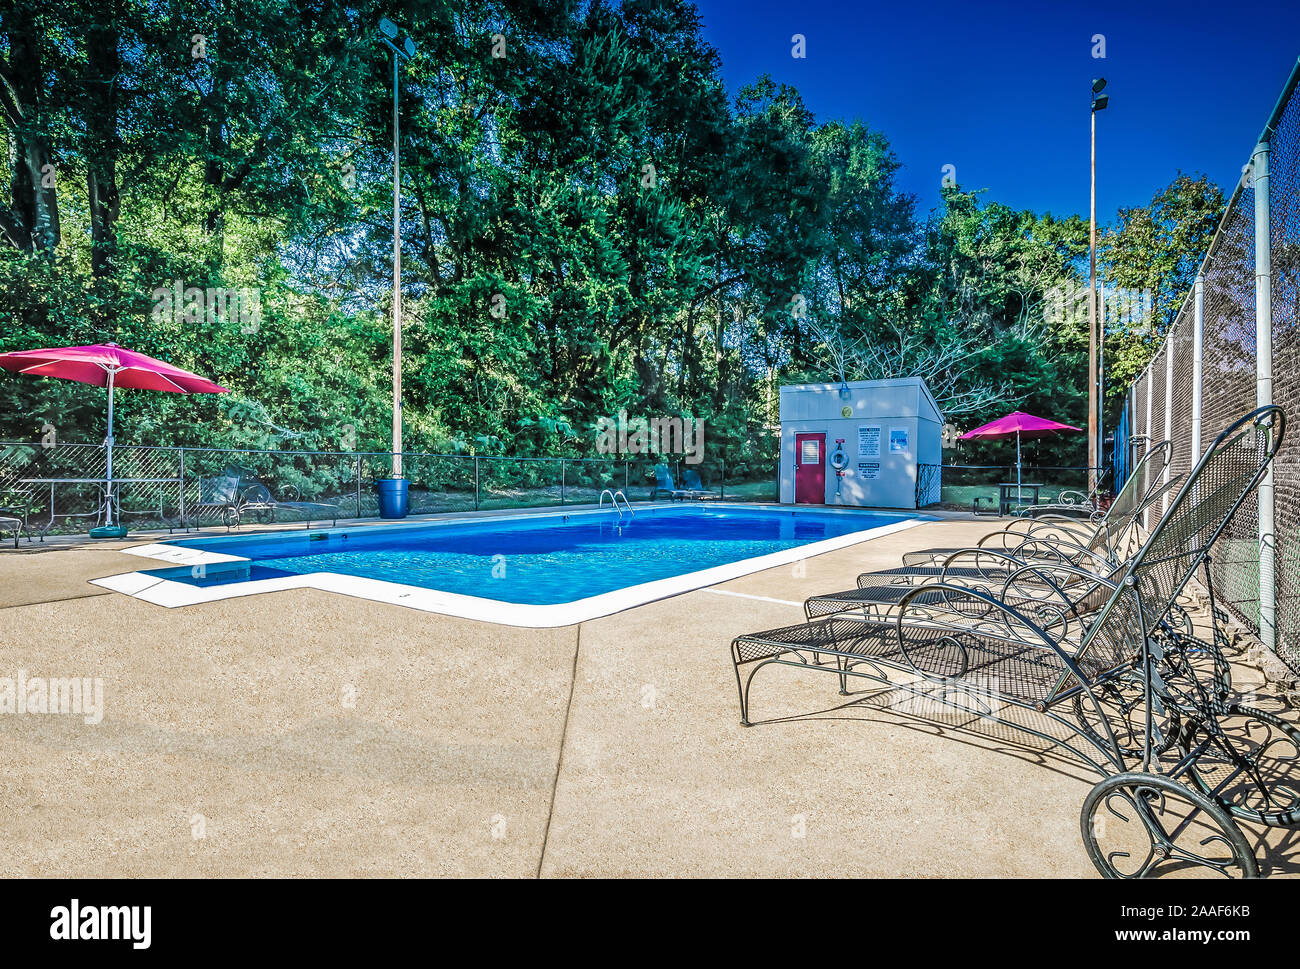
(1088, 77, 1109, 493)
(378, 18, 416, 479)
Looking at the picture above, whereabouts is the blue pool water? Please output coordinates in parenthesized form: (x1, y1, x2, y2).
(157, 506, 912, 605)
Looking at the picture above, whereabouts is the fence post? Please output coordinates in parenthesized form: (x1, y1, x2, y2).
(560, 458, 566, 505)
(355, 455, 362, 518)
(1163, 339, 1174, 513)
(1143, 363, 1154, 528)
(178, 447, 186, 528)
(474, 456, 480, 511)
(720, 457, 726, 500)
(1191, 273, 1205, 461)
(1253, 138, 1276, 652)
(624, 461, 630, 495)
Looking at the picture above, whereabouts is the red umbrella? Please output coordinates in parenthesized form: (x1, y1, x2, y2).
(0, 343, 228, 527)
(959, 410, 1082, 505)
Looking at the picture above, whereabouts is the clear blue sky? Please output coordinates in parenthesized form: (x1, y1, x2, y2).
(693, 0, 1299, 223)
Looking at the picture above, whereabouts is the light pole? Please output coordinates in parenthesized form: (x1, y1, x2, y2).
(1088, 77, 1108, 493)
(376, 18, 415, 516)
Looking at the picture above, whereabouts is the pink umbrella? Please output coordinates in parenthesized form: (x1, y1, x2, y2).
(0, 343, 228, 527)
(960, 410, 1082, 505)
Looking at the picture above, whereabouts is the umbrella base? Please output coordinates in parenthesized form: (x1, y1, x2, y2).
(89, 525, 128, 539)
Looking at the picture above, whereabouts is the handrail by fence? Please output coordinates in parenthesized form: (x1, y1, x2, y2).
(1114, 56, 1300, 674)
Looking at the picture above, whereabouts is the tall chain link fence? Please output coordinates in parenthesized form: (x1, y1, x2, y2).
(1271, 57, 1300, 679)
(1116, 59, 1300, 673)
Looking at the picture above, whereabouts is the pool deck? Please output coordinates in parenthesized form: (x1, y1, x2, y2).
(0, 507, 1295, 878)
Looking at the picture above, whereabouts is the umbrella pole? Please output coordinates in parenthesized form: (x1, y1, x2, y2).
(105, 369, 115, 526)
(1016, 429, 1022, 510)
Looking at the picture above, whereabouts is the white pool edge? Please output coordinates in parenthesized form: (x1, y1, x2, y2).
(90, 506, 929, 627)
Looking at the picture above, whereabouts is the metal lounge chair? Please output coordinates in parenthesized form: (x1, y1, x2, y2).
(231, 482, 339, 529)
(188, 470, 244, 529)
(900, 440, 1174, 569)
(729, 406, 1294, 878)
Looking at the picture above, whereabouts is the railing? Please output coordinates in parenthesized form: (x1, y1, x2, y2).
(1114, 57, 1300, 674)
(0, 442, 777, 535)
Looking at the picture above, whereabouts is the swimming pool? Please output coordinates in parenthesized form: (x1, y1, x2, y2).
(94, 504, 927, 626)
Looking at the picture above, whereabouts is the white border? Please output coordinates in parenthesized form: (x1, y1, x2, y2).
(90, 504, 929, 627)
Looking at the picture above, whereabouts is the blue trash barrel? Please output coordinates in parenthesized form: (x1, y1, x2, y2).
(375, 478, 409, 519)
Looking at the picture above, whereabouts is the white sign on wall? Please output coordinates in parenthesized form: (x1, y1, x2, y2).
(858, 462, 880, 480)
(889, 428, 909, 453)
(858, 425, 881, 458)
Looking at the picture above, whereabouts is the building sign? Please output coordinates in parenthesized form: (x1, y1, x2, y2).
(858, 462, 880, 480)
(857, 425, 881, 458)
(889, 428, 909, 453)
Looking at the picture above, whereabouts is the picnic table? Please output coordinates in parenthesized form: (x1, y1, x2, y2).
(998, 481, 1042, 515)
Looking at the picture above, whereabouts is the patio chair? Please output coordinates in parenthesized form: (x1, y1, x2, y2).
(729, 406, 1291, 879)
(230, 482, 338, 529)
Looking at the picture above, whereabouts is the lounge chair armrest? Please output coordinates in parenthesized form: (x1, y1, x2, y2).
(935, 546, 1031, 582)
(238, 483, 272, 505)
(1005, 517, 1096, 545)
(1055, 490, 1091, 506)
(894, 583, 1084, 684)
(1008, 536, 1115, 572)
(999, 562, 1121, 643)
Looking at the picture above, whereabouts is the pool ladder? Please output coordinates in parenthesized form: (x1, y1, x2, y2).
(599, 489, 634, 521)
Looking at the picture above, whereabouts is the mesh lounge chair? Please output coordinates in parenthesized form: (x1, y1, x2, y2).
(730, 406, 1294, 879)
(188, 470, 245, 528)
(801, 460, 1187, 634)
(900, 441, 1174, 570)
(231, 482, 338, 528)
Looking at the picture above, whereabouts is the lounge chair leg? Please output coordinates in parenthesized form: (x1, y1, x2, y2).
(837, 655, 849, 696)
(731, 645, 752, 726)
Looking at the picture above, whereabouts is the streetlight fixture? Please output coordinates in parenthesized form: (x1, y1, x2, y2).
(375, 17, 416, 518)
(1087, 77, 1108, 494)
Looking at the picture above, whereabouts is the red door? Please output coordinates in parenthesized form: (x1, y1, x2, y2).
(795, 433, 825, 504)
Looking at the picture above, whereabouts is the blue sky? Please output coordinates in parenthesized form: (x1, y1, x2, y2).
(692, 0, 1299, 223)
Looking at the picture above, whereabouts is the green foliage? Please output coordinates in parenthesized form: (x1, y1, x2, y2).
(0, 1, 1222, 481)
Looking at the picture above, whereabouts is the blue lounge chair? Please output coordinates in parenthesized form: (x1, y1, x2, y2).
(680, 468, 718, 499)
(654, 464, 713, 501)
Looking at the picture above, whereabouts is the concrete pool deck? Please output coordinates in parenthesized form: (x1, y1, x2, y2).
(0, 512, 1296, 878)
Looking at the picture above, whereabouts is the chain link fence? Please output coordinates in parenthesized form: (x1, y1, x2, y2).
(0, 441, 779, 536)
(1115, 58, 1300, 673)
